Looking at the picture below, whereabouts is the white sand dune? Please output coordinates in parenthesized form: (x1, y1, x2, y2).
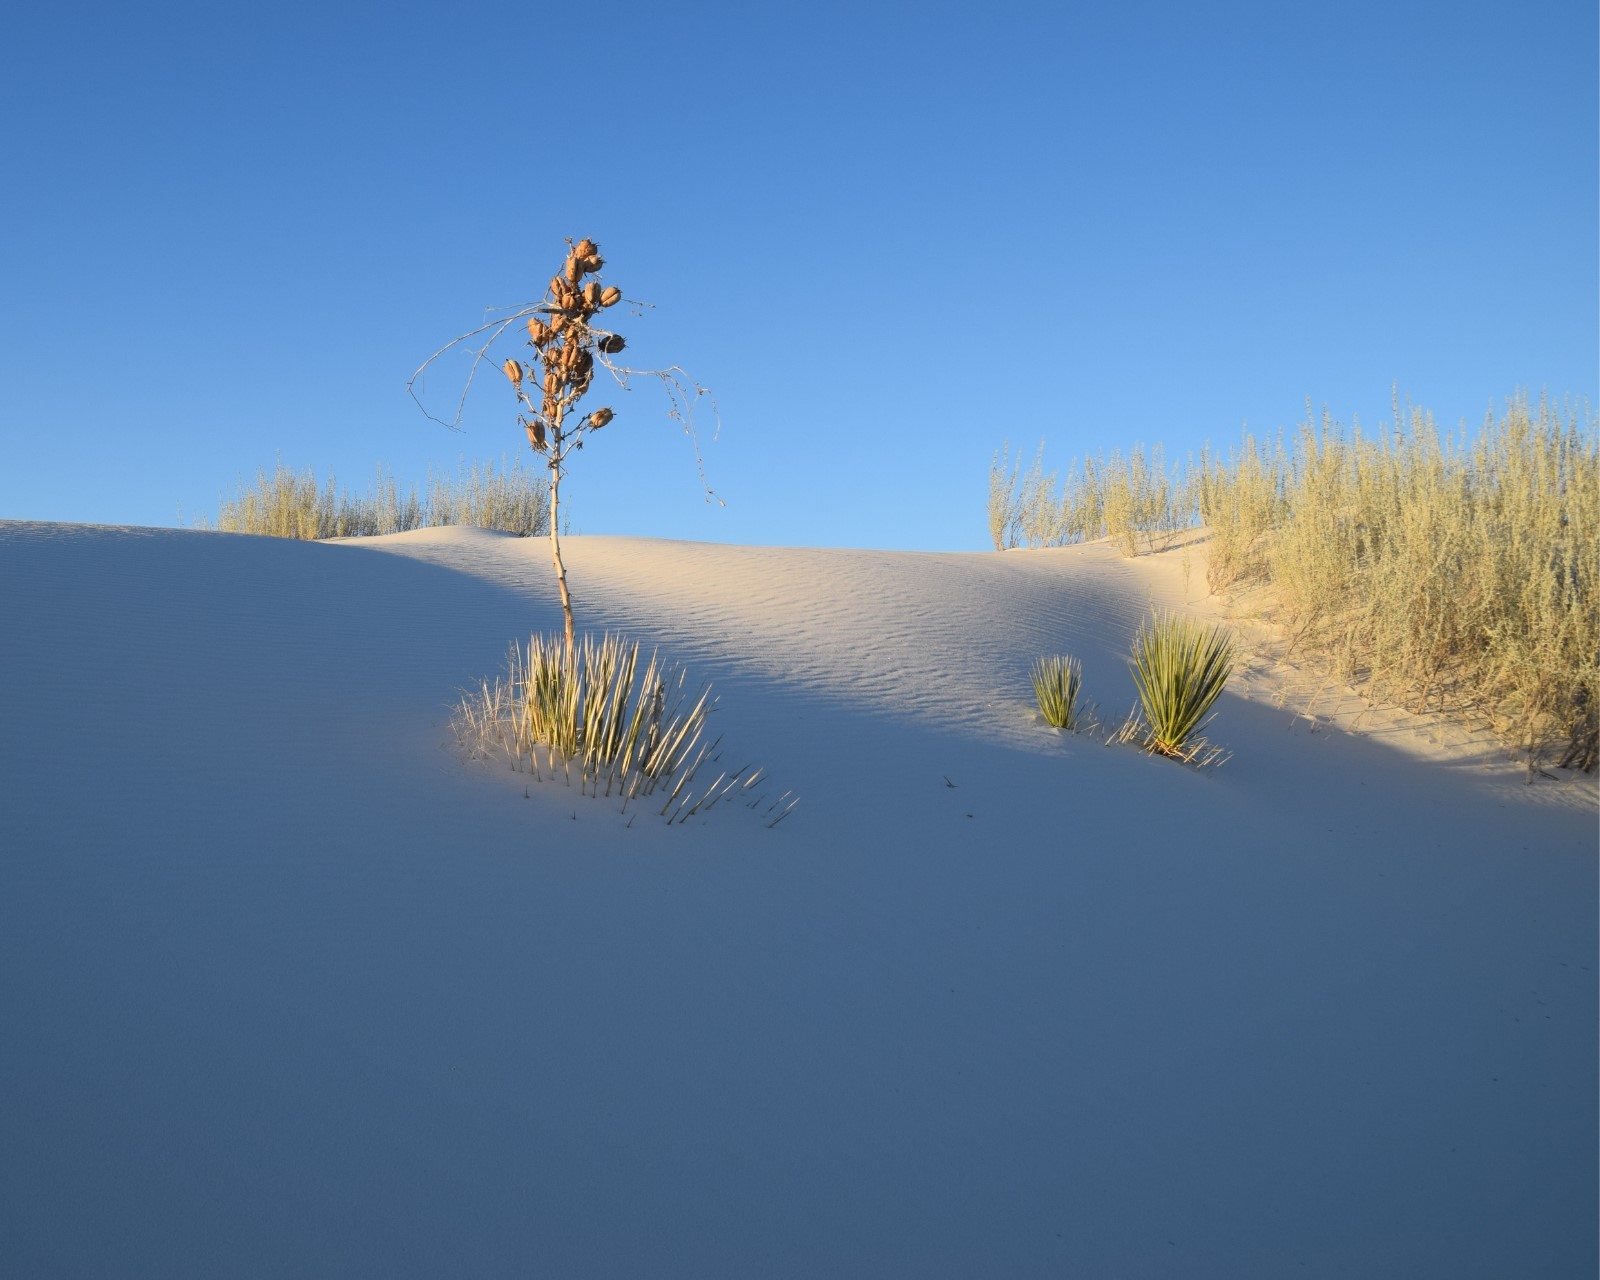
(2, 519, 1594, 1278)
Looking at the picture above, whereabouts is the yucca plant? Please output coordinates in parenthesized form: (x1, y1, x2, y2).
(412, 237, 721, 654)
(1127, 611, 1237, 763)
(507, 633, 714, 792)
(1031, 655, 1086, 730)
(452, 632, 796, 825)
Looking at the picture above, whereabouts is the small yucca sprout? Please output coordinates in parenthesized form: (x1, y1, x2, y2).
(502, 358, 525, 385)
(1128, 610, 1237, 762)
(1031, 655, 1085, 730)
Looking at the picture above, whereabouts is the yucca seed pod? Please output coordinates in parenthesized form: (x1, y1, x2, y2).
(581, 255, 605, 275)
(523, 419, 548, 452)
(564, 256, 583, 286)
(549, 274, 567, 298)
(599, 285, 622, 307)
(543, 369, 560, 395)
(597, 334, 625, 354)
(527, 316, 551, 346)
(548, 312, 568, 335)
(572, 349, 593, 378)
(582, 281, 603, 308)
(588, 407, 614, 430)
(574, 238, 598, 259)
(502, 358, 525, 385)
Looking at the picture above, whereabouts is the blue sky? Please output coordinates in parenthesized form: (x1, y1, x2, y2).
(2, 0, 1594, 551)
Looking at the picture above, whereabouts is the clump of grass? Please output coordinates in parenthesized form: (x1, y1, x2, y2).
(1234, 395, 1598, 772)
(200, 455, 550, 539)
(1102, 443, 1194, 556)
(1031, 655, 1088, 730)
(988, 441, 1196, 553)
(1016, 445, 1063, 549)
(1195, 433, 1285, 590)
(426, 457, 552, 535)
(1123, 610, 1237, 765)
(454, 633, 796, 826)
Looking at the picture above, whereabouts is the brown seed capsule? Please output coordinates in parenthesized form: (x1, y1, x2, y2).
(582, 281, 602, 308)
(543, 370, 560, 395)
(524, 419, 548, 452)
(600, 285, 622, 307)
(598, 334, 625, 354)
(581, 255, 605, 276)
(503, 358, 524, 385)
(573, 238, 598, 259)
(527, 316, 550, 346)
(588, 407, 614, 430)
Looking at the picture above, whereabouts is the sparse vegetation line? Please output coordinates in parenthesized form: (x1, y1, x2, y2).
(994, 392, 1598, 772)
(196, 455, 550, 540)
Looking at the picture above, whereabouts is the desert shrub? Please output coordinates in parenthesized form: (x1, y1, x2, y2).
(1196, 433, 1284, 591)
(1125, 610, 1237, 764)
(454, 632, 796, 825)
(1100, 449, 1139, 555)
(1102, 443, 1193, 555)
(202, 456, 549, 539)
(989, 442, 1196, 553)
(1265, 415, 1367, 658)
(1031, 655, 1087, 730)
(988, 444, 1024, 550)
(1059, 455, 1105, 545)
(1016, 445, 1063, 549)
(426, 457, 551, 535)
(1256, 396, 1598, 770)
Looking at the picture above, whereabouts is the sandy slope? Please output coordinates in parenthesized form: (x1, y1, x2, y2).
(1, 520, 1594, 1279)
